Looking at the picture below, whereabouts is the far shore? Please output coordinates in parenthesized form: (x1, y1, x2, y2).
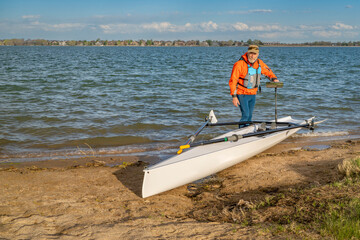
(1, 38, 359, 47)
(1, 44, 360, 48)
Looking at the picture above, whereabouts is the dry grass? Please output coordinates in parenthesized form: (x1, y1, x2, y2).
(186, 154, 360, 239)
(338, 156, 360, 177)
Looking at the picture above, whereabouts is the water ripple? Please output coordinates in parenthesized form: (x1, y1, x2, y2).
(0, 46, 359, 160)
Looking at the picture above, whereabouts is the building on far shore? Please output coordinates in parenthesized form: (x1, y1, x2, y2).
(0, 39, 359, 47)
(200, 41, 209, 47)
(173, 41, 186, 46)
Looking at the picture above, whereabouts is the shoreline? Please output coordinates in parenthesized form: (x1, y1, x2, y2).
(1, 130, 358, 167)
(1, 132, 358, 170)
(1, 137, 359, 239)
(0, 138, 359, 239)
(1, 45, 360, 47)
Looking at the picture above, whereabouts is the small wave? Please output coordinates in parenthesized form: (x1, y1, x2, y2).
(53, 135, 153, 148)
(0, 141, 177, 163)
(96, 142, 177, 155)
(292, 131, 349, 138)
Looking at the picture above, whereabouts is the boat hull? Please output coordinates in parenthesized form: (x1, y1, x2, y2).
(142, 116, 307, 198)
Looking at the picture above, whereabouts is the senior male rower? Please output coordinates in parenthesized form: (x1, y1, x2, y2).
(229, 45, 278, 124)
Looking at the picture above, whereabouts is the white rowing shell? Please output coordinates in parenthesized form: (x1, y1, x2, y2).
(142, 116, 311, 198)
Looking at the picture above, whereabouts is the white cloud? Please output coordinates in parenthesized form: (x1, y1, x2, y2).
(312, 31, 342, 38)
(142, 22, 175, 32)
(225, 23, 287, 32)
(181, 21, 219, 32)
(3, 14, 359, 42)
(28, 22, 85, 32)
(259, 31, 306, 39)
(249, 24, 286, 32)
(232, 22, 249, 31)
(20, 20, 86, 32)
(22, 15, 40, 19)
(248, 9, 272, 13)
(98, 22, 185, 34)
(331, 22, 354, 30)
(99, 24, 132, 34)
(98, 21, 219, 34)
(228, 9, 272, 14)
(100, 25, 111, 31)
(299, 25, 323, 30)
(199, 21, 218, 32)
(50, 23, 84, 30)
(94, 20, 358, 39)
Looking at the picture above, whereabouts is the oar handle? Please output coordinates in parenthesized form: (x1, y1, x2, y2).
(266, 82, 284, 88)
(177, 144, 190, 154)
(178, 117, 210, 154)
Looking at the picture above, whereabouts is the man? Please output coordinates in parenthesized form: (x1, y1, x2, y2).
(229, 45, 278, 124)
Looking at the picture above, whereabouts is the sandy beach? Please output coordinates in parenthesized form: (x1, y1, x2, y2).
(1, 138, 359, 239)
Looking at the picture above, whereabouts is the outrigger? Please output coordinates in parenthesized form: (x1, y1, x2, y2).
(142, 82, 325, 198)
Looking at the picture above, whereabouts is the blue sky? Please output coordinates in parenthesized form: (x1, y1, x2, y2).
(0, 0, 359, 42)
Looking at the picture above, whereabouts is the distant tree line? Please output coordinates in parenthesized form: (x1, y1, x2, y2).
(0, 38, 359, 47)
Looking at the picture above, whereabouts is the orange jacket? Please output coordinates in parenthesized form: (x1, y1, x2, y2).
(229, 53, 277, 95)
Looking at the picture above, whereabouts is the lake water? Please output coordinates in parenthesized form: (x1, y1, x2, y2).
(0, 46, 359, 162)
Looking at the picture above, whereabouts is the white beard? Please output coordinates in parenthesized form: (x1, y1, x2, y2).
(248, 57, 257, 64)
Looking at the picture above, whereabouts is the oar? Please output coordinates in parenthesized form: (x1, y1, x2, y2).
(207, 120, 300, 127)
(184, 120, 209, 146)
(178, 110, 218, 153)
(266, 81, 284, 123)
(177, 121, 313, 154)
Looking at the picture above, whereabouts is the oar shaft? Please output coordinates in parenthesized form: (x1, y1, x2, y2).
(275, 87, 278, 122)
(190, 123, 310, 148)
(207, 121, 299, 127)
(184, 119, 209, 145)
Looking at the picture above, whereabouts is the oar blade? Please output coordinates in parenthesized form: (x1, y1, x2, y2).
(209, 110, 218, 124)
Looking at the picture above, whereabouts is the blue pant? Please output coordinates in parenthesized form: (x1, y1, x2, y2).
(237, 94, 256, 123)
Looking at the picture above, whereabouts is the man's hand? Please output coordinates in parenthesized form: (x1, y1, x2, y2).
(232, 97, 240, 107)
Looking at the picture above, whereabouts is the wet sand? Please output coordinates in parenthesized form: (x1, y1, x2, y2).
(0, 138, 359, 239)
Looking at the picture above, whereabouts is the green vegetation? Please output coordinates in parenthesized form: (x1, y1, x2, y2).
(319, 157, 360, 239)
(188, 156, 360, 239)
(247, 39, 263, 46)
(146, 39, 153, 46)
(321, 198, 360, 239)
(267, 156, 360, 239)
(1, 38, 359, 47)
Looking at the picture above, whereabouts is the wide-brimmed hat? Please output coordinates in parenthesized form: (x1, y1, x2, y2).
(248, 45, 259, 54)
